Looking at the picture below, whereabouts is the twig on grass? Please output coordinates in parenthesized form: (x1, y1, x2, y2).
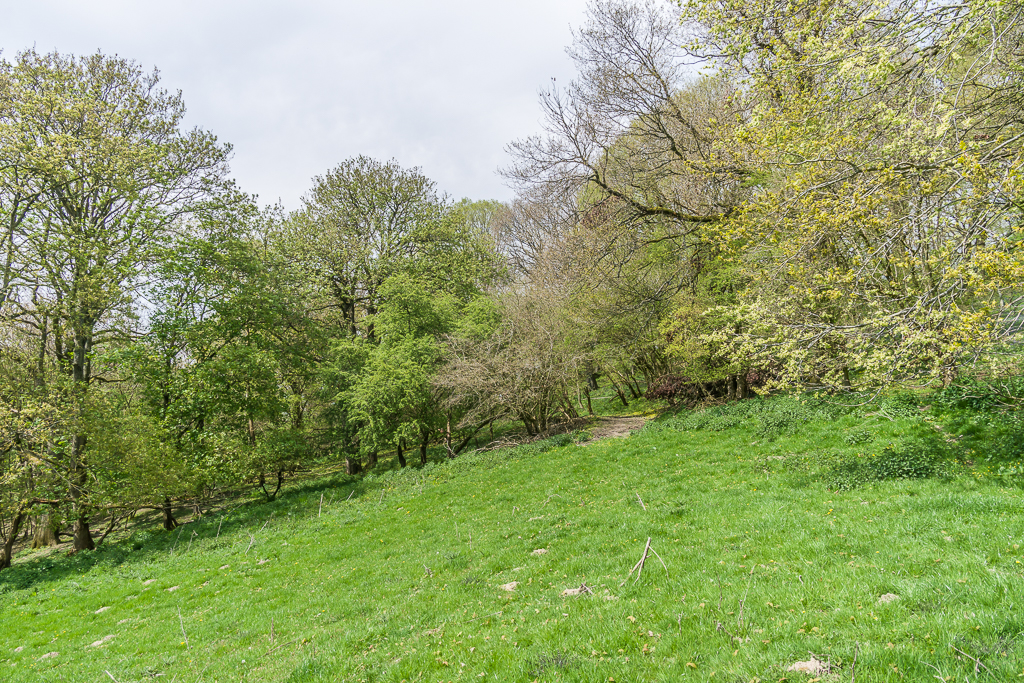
(216, 510, 232, 539)
(265, 637, 300, 657)
(318, 493, 324, 517)
(620, 537, 669, 586)
(177, 606, 190, 650)
(245, 531, 257, 556)
(921, 659, 945, 682)
(635, 493, 646, 511)
(951, 644, 992, 676)
(851, 642, 858, 682)
(466, 610, 502, 623)
(104, 671, 120, 683)
(347, 490, 355, 501)
(170, 525, 186, 554)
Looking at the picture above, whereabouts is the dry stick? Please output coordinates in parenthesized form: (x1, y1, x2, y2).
(636, 493, 647, 511)
(620, 537, 668, 586)
(850, 642, 858, 683)
(245, 531, 257, 556)
(265, 637, 300, 657)
(186, 530, 197, 554)
(648, 544, 669, 579)
(346, 490, 355, 501)
(170, 525, 186, 554)
(318, 493, 324, 518)
(177, 606, 190, 650)
(104, 671, 120, 683)
(951, 645, 991, 676)
(216, 512, 228, 539)
(466, 610, 502, 623)
(738, 576, 753, 630)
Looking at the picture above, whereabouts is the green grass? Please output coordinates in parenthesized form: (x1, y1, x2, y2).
(3, 395, 1024, 682)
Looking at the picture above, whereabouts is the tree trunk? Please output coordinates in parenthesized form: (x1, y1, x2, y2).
(1, 511, 25, 570)
(727, 374, 737, 401)
(397, 440, 407, 468)
(366, 451, 378, 469)
(588, 373, 599, 391)
(69, 332, 96, 552)
(32, 514, 58, 548)
(345, 456, 362, 475)
(73, 518, 95, 552)
(584, 387, 595, 416)
(842, 366, 852, 388)
(737, 371, 749, 400)
(445, 415, 453, 458)
(162, 498, 179, 531)
(420, 428, 430, 465)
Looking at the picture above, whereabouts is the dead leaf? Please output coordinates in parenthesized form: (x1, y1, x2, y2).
(499, 582, 518, 592)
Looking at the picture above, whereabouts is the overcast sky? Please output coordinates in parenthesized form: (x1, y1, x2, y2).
(1, 0, 593, 210)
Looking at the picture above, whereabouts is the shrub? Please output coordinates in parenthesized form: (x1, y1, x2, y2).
(822, 433, 954, 489)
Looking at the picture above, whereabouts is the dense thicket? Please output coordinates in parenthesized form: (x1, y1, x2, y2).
(1, 0, 1022, 566)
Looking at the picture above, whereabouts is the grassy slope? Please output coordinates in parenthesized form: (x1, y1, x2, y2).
(2, 398, 1024, 682)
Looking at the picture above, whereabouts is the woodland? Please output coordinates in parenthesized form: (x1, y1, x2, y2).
(1, 0, 1023, 570)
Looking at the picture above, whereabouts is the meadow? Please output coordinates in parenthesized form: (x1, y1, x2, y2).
(2, 391, 1024, 682)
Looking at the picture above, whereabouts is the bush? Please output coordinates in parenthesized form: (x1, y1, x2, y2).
(822, 434, 954, 490)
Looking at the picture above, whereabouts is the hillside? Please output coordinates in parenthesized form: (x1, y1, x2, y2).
(3, 394, 1024, 682)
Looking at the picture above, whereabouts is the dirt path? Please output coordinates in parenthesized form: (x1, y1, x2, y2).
(588, 415, 646, 440)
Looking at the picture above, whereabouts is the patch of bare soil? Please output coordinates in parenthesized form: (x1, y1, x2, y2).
(589, 416, 646, 440)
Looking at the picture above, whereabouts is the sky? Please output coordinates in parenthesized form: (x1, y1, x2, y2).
(0, 0, 593, 210)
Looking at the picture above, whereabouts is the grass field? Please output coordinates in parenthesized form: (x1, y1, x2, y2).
(3, 393, 1024, 682)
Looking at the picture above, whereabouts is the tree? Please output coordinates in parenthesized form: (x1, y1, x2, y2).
(0, 50, 231, 549)
(506, 1, 748, 250)
(677, 0, 1024, 389)
(280, 157, 500, 469)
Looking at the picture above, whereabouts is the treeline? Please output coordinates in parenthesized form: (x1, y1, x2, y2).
(2, 0, 1023, 564)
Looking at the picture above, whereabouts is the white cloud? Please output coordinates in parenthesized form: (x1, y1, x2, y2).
(1, 0, 592, 208)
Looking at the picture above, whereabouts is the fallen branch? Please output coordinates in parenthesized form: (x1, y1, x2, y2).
(635, 493, 646, 511)
(620, 537, 669, 586)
